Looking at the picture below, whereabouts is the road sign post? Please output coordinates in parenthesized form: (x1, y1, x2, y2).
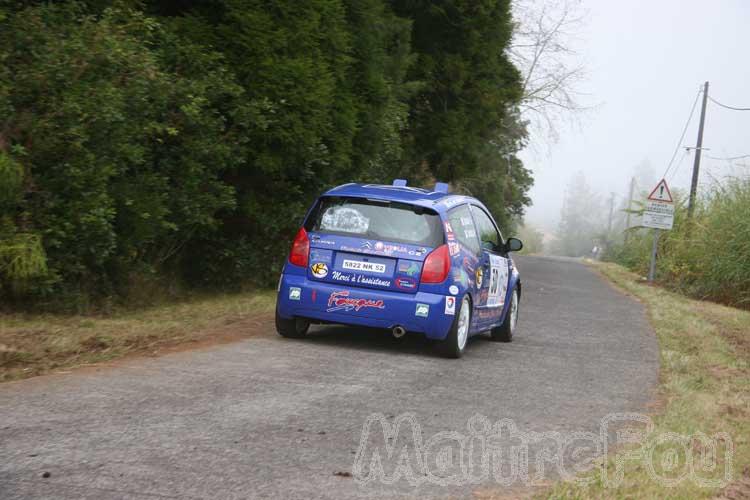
(642, 179, 675, 282)
(648, 230, 660, 282)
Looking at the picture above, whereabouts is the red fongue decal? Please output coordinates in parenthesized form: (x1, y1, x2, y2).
(326, 291, 385, 312)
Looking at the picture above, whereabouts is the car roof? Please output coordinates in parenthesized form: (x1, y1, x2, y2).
(322, 183, 480, 212)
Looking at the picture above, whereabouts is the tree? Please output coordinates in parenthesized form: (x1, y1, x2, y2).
(509, 0, 588, 141)
(551, 171, 606, 257)
(344, 0, 417, 180)
(390, 0, 531, 230)
(390, 0, 523, 179)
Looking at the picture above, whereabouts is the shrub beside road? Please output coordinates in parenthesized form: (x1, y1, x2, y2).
(610, 177, 750, 309)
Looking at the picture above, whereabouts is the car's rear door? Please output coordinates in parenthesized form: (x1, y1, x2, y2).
(305, 196, 443, 294)
(470, 205, 510, 330)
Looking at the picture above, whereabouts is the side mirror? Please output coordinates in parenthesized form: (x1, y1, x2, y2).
(506, 237, 523, 253)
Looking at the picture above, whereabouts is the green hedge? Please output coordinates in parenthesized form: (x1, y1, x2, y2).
(0, 1, 531, 310)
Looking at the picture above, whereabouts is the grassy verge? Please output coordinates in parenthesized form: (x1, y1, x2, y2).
(543, 262, 749, 499)
(0, 291, 276, 382)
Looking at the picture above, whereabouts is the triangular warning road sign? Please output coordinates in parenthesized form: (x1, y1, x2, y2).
(647, 179, 673, 203)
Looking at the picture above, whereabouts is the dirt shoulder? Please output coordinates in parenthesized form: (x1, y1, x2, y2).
(541, 262, 749, 499)
(0, 291, 276, 382)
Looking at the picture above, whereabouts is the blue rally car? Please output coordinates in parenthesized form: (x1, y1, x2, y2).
(275, 180, 524, 358)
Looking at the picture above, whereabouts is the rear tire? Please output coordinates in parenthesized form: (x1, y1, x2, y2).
(275, 307, 310, 338)
(491, 287, 518, 343)
(437, 295, 471, 358)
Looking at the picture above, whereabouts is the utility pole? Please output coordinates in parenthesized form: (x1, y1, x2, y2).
(603, 191, 615, 256)
(624, 177, 636, 243)
(607, 192, 615, 236)
(688, 81, 709, 219)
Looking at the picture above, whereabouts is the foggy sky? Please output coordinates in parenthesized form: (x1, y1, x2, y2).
(522, 0, 750, 231)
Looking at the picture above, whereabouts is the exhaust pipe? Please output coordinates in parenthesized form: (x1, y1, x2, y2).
(392, 325, 407, 339)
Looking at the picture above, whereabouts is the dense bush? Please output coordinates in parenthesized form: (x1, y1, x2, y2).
(608, 178, 750, 308)
(0, 4, 248, 306)
(0, 1, 531, 309)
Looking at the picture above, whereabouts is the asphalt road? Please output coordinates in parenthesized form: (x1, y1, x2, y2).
(0, 256, 659, 499)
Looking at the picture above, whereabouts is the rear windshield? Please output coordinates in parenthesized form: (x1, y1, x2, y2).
(306, 196, 444, 248)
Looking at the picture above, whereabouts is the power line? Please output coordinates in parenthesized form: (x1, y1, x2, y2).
(704, 153, 750, 161)
(667, 149, 691, 181)
(708, 94, 750, 111)
(662, 88, 702, 179)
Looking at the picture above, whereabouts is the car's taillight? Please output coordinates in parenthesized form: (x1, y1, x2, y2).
(421, 244, 451, 283)
(289, 228, 310, 267)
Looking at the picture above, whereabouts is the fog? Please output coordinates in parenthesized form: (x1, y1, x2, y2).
(521, 0, 750, 233)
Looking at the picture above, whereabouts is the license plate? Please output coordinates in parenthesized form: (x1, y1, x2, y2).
(342, 259, 386, 274)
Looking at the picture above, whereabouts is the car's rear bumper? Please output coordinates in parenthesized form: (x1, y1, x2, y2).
(277, 273, 455, 340)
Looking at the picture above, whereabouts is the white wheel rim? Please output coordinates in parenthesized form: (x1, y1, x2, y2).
(457, 297, 470, 350)
(509, 291, 518, 333)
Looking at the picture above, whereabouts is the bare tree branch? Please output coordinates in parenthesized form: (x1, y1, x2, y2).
(510, 0, 593, 142)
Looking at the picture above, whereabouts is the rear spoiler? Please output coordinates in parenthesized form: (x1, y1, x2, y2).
(392, 179, 450, 194)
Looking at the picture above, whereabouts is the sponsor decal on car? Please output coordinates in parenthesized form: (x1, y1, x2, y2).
(398, 261, 421, 276)
(462, 256, 476, 273)
(475, 267, 484, 288)
(311, 262, 329, 278)
(388, 244, 409, 254)
(357, 276, 391, 287)
(448, 241, 461, 256)
(288, 287, 302, 301)
(453, 268, 470, 288)
(355, 240, 411, 256)
(310, 249, 332, 263)
(330, 270, 391, 288)
(310, 235, 336, 245)
(373, 241, 409, 255)
(326, 291, 385, 312)
(339, 245, 366, 254)
(444, 221, 455, 240)
(395, 277, 417, 290)
(449, 285, 459, 295)
(320, 206, 369, 234)
(441, 197, 463, 208)
(415, 303, 430, 318)
(445, 296, 456, 315)
(487, 254, 509, 308)
(477, 308, 500, 320)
